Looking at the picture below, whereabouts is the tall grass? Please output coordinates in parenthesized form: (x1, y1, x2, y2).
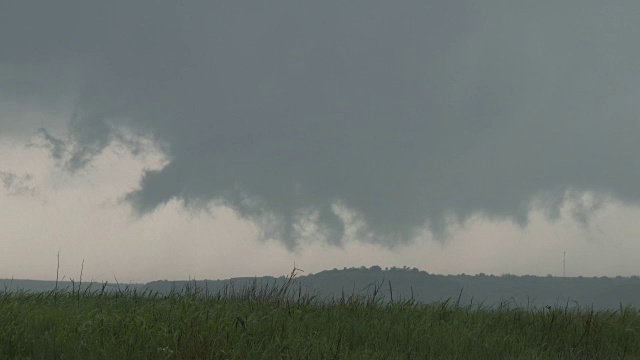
(1, 268, 638, 359)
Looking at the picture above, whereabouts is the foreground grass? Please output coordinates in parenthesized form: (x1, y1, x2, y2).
(1, 275, 639, 359)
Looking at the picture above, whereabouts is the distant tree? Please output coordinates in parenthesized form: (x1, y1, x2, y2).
(370, 265, 382, 272)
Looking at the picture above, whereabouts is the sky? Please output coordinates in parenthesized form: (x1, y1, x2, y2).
(2, 1, 640, 283)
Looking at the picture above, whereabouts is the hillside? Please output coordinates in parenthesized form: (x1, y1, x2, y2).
(3, 267, 639, 310)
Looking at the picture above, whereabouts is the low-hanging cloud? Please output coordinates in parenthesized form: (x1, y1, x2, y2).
(4, 1, 640, 248)
(0, 171, 37, 196)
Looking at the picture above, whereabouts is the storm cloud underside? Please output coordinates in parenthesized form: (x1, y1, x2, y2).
(3, 1, 640, 248)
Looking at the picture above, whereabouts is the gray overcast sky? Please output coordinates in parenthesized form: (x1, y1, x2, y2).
(2, 1, 640, 282)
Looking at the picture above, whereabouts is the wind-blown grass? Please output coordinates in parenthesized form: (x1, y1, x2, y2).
(1, 269, 639, 359)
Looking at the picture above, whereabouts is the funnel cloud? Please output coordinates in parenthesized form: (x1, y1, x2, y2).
(4, 1, 640, 248)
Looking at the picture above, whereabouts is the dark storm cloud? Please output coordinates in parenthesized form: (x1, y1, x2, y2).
(35, 129, 67, 162)
(3, 1, 640, 248)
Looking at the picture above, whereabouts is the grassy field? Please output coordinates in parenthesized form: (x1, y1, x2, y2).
(1, 270, 639, 359)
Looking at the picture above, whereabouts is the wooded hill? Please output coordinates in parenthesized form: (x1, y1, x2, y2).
(3, 266, 639, 310)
